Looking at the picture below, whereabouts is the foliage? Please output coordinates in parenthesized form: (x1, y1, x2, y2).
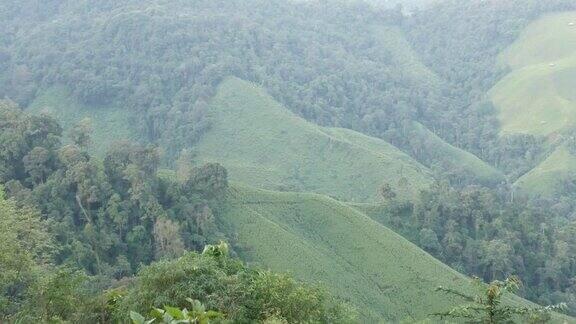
(0, 184, 93, 323)
(0, 184, 52, 318)
(120, 242, 356, 323)
(4, 0, 575, 188)
(0, 101, 228, 278)
(2, 0, 557, 182)
(130, 298, 223, 324)
(434, 276, 567, 323)
(514, 145, 576, 198)
(362, 182, 576, 315)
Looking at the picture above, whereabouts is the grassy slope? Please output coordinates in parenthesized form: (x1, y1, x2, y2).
(219, 183, 540, 322)
(492, 11, 576, 196)
(194, 77, 434, 202)
(491, 11, 576, 136)
(407, 121, 505, 184)
(514, 145, 576, 197)
(28, 86, 139, 156)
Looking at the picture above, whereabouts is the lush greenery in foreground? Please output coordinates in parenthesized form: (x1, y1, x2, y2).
(0, 209, 355, 324)
(0, 100, 229, 277)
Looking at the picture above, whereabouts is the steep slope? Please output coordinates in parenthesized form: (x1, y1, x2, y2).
(28, 86, 139, 155)
(219, 183, 540, 322)
(403, 122, 505, 184)
(491, 11, 576, 136)
(194, 77, 434, 202)
(514, 145, 576, 197)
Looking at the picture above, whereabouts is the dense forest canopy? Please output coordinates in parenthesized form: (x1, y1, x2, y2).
(2, 0, 576, 322)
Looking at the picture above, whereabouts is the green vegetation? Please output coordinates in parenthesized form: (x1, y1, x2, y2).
(491, 56, 576, 136)
(123, 242, 356, 324)
(28, 86, 139, 156)
(391, 121, 505, 185)
(0, 185, 52, 316)
(0, 100, 227, 276)
(0, 0, 446, 162)
(490, 11, 576, 197)
(130, 299, 224, 324)
(435, 276, 566, 323)
(194, 77, 433, 202)
(3, 1, 576, 322)
(491, 11, 576, 136)
(498, 12, 576, 70)
(406, 0, 576, 169)
(358, 182, 576, 316)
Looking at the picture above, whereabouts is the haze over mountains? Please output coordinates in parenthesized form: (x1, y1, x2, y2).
(2, 0, 576, 322)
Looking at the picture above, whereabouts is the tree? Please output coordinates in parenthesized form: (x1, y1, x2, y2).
(378, 182, 397, 201)
(130, 299, 223, 324)
(153, 217, 186, 260)
(69, 118, 93, 149)
(176, 149, 194, 183)
(185, 163, 228, 197)
(434, 276, 566, 323)
(0, 186, 53, 319)
(119, 243, 357, 323)
(419, 228, 441, 255)
(23, 146, 51, 184)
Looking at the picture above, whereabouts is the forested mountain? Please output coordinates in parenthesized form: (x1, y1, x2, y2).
(2, 0, 576, 322)
(0, 0, 498, 175)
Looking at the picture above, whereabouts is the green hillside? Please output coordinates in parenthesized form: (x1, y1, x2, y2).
(28, 86, 139, 155)
(219, 183, 539, 322)
(194, 77, 434, 202)
(405, 121, 505, 184)
(514, 145, 576, 197)
(491, 11, 576, 136)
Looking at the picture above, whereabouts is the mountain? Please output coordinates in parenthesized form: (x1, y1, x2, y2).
(194, 77, 433, 202)
(218, 183, 547, 322)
